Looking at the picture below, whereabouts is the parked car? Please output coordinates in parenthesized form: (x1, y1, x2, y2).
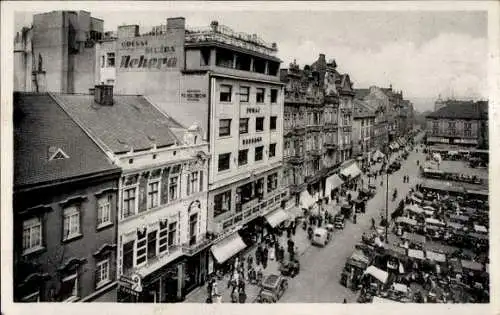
(334, 214, 345, 229)
(312, 227, 330, 247)
(257, 274, 288, 303)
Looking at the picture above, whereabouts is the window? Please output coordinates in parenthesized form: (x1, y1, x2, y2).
(214, 190, 231, 217)
(267, 173, 278, 193)
(100, 55, 105, 68)
(159, 221, 168, 253)
(136, 231, 147, 266)
(256, 88, 265, 103)
(220, 85, 232, 102)
(169, 176, 179, 201)
(199, 170, 204, 192)
(256, 117, 264, 132)
(239, 118, 249, 134)
(270, 116, 277, 130)
(23, 217, 42, 254)
(122, 241, 134, 274)
(60, 273, 79, 301)
(219, 119, 231, 137)
(187, 171, 199, 195)
(271, 89, 278, 103)
(106, 53, 115, 67)
(95, 259, 110, 288)
(122, 187, 136, 219)
(238, 149, 248, 166)
(97, 195, 112, 228)
(255, 146, 264, 161)
(269, 143, 276, 158)
(189, 213, 198, 246)
(167, 222, 177, 247)
(465, 129, 471, 137)
(147, 181, 160, 209)
(147, 231, 157, 260)
(106, 79, 115, 85)
(239, 86, 250, 102)
(218, 153, 231, 171)
(464, 122, 472, 129)
(63, 206, 81, 241)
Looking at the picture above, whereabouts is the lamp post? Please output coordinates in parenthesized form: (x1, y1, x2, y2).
(384, 145, 389, 244)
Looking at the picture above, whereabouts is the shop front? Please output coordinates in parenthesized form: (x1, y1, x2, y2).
(340, 162, 362, 189)
(325, 174, 344, 201)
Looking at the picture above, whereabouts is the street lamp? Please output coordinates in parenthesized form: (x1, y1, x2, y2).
(384, 144, 390, 244)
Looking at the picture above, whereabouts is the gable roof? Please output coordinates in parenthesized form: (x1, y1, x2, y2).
(52, 93, 179, 154)
(426, 101, 487, 120)
(354, 88, 370, 100)
(353, 99, 375, 119)
(14, 93, 120, 188)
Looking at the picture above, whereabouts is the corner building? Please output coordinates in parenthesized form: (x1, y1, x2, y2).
(96, 18, 287, 287)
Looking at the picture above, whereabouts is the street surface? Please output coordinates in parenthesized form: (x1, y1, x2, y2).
(280, 140, 426, 302)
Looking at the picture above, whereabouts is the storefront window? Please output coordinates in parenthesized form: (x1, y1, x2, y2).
(122, 241, 134, 274)
(189, 214, 198, 246)
(147, 231, 157, 260)
(168, 222, 177, 247)
(214, 190, 231, 217)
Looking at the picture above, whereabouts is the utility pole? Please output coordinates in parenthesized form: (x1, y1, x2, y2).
(385, 145, 389, 244)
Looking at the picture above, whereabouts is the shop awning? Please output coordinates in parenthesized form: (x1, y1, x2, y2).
(210, 233, 247, 264)
(372, 150, 385, 160)
(364, 265, 388, 283)
(405, 204, 423, 214)
(408, 249, 425, 260)
(461, 260, 483, 271)
(425, 218, 445, 226)
(393, 143, 400, 150)
(425, 251, 446, 263)
(372, 296, 400, 303)
(447, 222, 464, 230)
(389, 144, 395, 150)
(299, 190, 315, 210)
(392, 283, 409, 293)
(265, 209, 289, 228)
(325, 174, 344, 192)
(340, 162, 362, 178)
(474, 225, 488, 233)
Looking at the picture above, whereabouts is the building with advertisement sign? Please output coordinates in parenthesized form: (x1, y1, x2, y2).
(52, 85, 210, 302)
(94, 18, 287, 282)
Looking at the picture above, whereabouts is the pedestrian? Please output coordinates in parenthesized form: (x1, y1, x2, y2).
(343, 298, 347, 303)
(371, 218, 375, 229)
(286, 226, 292, 238)
(318, 216, 323, 227)
(353, 213, 357, 224)
(255, 245, 262, 266)
(262, 247, 269, 269)
(292, 220, 297, 235)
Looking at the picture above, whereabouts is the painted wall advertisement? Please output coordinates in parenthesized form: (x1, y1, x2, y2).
(118, 37, 180, 71)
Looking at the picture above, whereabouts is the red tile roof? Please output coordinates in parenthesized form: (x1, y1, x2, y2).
(14, 93, 120, 188)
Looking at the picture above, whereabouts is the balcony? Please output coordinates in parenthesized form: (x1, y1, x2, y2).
(286, 153, 305, 165)
(306, 124, 323, 132)
(211, 189, 289, 243)
(309, 148, 322, 156)
(181, 233, 215, 256)
(324, 141, 338, 150)
(289, 182, 307, 194)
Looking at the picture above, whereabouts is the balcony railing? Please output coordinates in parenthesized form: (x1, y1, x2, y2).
(181, 233, 214, 256)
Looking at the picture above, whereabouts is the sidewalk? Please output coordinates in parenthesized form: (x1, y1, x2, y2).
(184, 212, 312, 303)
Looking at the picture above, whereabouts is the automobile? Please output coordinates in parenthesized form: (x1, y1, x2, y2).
(334, 214, 345, 229)
(312, 227, 330, 247)
(257, 274, 288, 303)
(279, 258, 300, 277)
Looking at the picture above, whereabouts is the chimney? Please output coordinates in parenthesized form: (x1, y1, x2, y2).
(94, 84, 113, 105)
(167, 17, 186, 31)
(210, 20, 219, 32)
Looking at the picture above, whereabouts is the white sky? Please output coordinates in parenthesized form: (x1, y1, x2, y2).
(13, 5, 488, 112)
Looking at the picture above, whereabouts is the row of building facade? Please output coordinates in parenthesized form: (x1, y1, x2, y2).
(13, 10, 415, 302)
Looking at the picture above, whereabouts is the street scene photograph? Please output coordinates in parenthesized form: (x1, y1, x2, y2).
(2, 1, 494, 309)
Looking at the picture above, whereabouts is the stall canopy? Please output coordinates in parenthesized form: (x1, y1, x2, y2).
(364, 265, 388, 283)
(299, 190, 315, 210)
(393, 143, 400, 149)
(372, 296, 400, 303)
(402, 232, 426, 244)
(447, 222, 464, 231)
(461, 260, 483, 271)
(425, 251, 446, 263)
(372, 150, 385, 161)
(325, 174, 344, 193)
(405, 204, 423, 214)
(265, 209, 289, 228)
(474, 225, 488, 233)
(425, 218, 445, 226)
(396, 217, 417, 226)
(350, 250, 370, 265)
(211, 232, 247, 264)
(408, 249, 425, 260)
(340, 162, 362, 179)
(392, 283, 409, 293)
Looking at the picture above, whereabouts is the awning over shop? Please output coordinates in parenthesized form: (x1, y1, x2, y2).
(340, 162, 362, 179)
(299, 190, 315, 210)
(425, 218, 445, 226)
(210, 233, 247, 264)
(408, 249, 425, 260)
(402, 232, 426, 244)
(325, 174, 344, 192)
(466, 189, 489, 197)
(392, 283, 409, 293)
(364, 265, 388, 283)
(425, 251, 446, 263)
(393, 143, 400, 149)
(265, 209, 289, 228)
(447, 222, 464, 230)
(389, 144, 395, 150)
(396, 217, 417, 226)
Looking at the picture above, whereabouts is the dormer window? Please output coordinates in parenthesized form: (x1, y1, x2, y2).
(48, 147, 69, 161)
